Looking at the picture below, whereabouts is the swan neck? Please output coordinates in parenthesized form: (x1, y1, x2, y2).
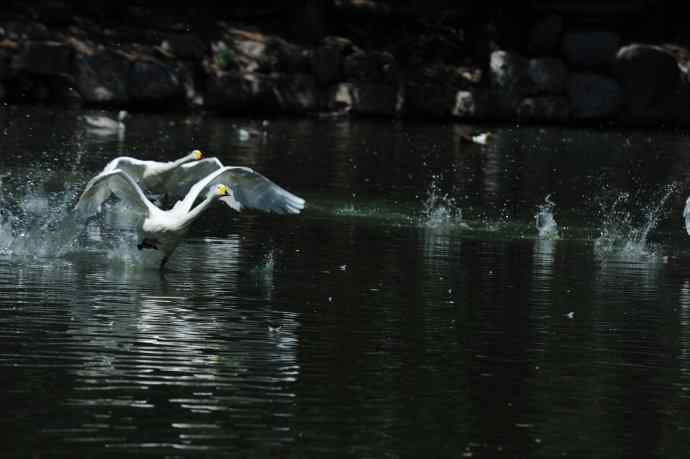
(182, 193, 215, 226)
(170, 154, 194, 169)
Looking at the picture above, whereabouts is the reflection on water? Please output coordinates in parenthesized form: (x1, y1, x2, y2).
(5, 106, 690, 456)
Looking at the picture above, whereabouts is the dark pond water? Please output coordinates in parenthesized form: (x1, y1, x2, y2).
(2, 105, 690, 457)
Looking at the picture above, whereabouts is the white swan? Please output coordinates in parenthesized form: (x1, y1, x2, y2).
(97, 149, 204, 203)
(83, 110, 128, 134)
(75, 166, 305, 268)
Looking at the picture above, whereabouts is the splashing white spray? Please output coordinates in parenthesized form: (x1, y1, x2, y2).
(535, 194, 559, 239)
(594, 183, 677, 258)
(0, 161, 97, 259)
(419, 175, 468, 229)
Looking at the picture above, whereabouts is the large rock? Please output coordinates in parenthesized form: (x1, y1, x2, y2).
(0, 50, 10, 80)
(567, 73, 621, 119)
(73, 47, 130, 104)
(517, 96, 569, 121)
(311, 36, 359, 87)
(311, 43, 343, 87)
(1, 21, 52, 42)
(404, 82, 455, 118)
(347, 82, 399, 116)
(561, 30, 620, 69)
(128, 59, 185, 105)
(489, 50, 529, 117)
(13, 41, 72, 76)
(451, 89, 490, 119)
(528, 14, 563, 56)
(344, 50, 397, 85)
(403, 63, 483, 118)
(271, 39, 310, 74)
(271, 73, 318, 113)
(321, 82, 354, 113)
(206, 71, 276, 112)
(614, 44, 684, 123)
(527, 58, 567, 95)
(159, 33, 206, 61)
(205, 71, 317, 114)
(212, 27, 309, 75)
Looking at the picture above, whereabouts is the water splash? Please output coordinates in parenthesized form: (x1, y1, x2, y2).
(594, 183, 677, 259)
(0, 167, 88, 259)
(252, 249, 275, 277)
(535, 194, 559, 239)
(249, 248, 276, 299)
(418, 176, 468, 229)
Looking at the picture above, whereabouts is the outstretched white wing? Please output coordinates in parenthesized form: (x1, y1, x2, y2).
(684, 196, 690, 236)
(75, 169, 155, 218)
(102, 157, 150, 182)
(179, 166, 305, 215)
(162, 157, 224, 199)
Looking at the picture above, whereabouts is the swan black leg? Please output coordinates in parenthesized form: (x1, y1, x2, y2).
(137, 239, 160, 250)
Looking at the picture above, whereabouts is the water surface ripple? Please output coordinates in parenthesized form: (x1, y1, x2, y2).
(2, 107, 690, 457)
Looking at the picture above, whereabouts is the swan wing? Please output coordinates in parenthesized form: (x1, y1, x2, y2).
(103, 157, 153, 181)
(163, 157, 224, 199)
(179, 166, 305, 215)
(75, 169, 154, 218)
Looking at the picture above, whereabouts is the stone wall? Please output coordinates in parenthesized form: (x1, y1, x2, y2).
(1, 1, 689, 126)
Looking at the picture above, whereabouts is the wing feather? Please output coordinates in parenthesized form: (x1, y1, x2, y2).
(75, 169, 155, 218)
(179, 166, 305, 215)
(162, 157, 224, 200)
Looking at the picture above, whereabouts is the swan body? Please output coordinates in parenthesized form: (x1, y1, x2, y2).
(76, 169, 238, 268)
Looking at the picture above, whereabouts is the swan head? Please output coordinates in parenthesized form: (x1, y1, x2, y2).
(215, 183, 229, 196)
(214, 183, 243, 212)
(192, 149, 203, 160)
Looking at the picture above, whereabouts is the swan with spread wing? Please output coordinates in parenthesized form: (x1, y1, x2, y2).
(75, 165, 305, 269)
